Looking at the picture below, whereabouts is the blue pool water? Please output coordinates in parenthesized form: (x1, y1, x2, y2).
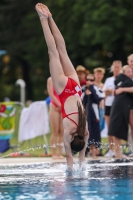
(0, 159, 133, 200)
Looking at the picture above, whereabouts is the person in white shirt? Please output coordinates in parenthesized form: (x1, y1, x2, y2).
(103, 60, 122, 157)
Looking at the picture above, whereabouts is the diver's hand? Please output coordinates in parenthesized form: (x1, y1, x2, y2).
(66, 166, 73, 176)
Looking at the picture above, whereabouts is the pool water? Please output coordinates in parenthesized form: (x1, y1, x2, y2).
(0, 159, 133, 200)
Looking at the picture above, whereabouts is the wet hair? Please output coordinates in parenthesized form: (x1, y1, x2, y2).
(70, 101, 86, 152)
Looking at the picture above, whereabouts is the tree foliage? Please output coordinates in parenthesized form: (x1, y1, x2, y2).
(0, 0, 133, 101)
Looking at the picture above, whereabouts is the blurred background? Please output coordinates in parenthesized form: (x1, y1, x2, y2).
(0, 0, 133, 102)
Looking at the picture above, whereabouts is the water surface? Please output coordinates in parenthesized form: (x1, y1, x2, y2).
(0, 159, 133, 200)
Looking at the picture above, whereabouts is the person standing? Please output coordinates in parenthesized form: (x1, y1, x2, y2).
(94, 68, 105, 131)
(47, 77, 64, 159)
(103, 60, 122, 157)
(76, 65, 89, 92)
(94, 68, 105, 89)
(127, 54, 133, 142)
(83, 74, 105, 158)
(108, 65, 133, 158)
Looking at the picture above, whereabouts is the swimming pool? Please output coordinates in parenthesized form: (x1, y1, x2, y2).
(0, 159, 133, 200)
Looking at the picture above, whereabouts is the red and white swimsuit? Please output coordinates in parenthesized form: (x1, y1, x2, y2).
(58, 78, 82, 127)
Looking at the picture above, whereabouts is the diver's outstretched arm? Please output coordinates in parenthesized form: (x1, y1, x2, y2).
(79, 123, 89, 165)
(64, 130, 73, 172)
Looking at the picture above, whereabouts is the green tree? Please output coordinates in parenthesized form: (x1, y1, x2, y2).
(0, 0, 133, 101)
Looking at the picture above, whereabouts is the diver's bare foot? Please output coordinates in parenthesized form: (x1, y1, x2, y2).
(58, 155, 65, 159)
(92, 155, 98, 159)
(35, 3, 48, 19)
(52, 155, 59, 159)
(40, 3, 52, 18)
(128, 153, 133, 157)
(114, 154, 129, 159)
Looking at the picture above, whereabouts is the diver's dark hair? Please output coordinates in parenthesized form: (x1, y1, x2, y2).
(70, 101, 86, 152)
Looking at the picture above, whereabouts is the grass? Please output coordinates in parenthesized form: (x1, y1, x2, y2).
(1, 105, 52, 158)
(1, 133, 52, 158)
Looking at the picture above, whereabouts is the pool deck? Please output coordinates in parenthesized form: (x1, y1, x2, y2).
(0, 156, 108, 165)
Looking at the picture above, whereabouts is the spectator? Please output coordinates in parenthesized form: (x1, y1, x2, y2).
(103, 60, 122, 157)
(76, 65, 89, 92)
(94, 67, 105, 131)
(94, 68, 105, 89)
(108, 65, 133, 158)
(47, 77, 64, 159)
(83, 74, 105, 158)
(127, 54, 133, 141)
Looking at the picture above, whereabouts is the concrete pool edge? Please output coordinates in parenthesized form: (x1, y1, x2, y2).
(0, 156, 108, 165)
(0, 156, 133, 166)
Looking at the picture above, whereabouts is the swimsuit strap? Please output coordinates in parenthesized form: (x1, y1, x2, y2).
(65, 112, 78, 128)
(66, 112, 79, 118)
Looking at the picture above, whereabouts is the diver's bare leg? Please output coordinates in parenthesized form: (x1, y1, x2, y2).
(41, 4, 79, 84)
(35, 3, 67, 94)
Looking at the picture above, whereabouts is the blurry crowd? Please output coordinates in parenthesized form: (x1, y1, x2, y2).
(47, 54, 133, 159)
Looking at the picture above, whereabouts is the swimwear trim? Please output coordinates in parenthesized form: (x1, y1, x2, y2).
(64, 112, 78, 129)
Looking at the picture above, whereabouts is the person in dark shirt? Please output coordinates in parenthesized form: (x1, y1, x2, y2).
(83, 74, 105, 158)
(127, 54, 133, 143)
(108, 65, 133, 158)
